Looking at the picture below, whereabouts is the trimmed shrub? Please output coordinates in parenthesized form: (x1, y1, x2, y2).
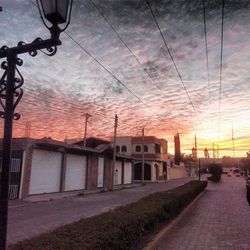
(9, 181, 207, 250)
(208, 164, 222, 182)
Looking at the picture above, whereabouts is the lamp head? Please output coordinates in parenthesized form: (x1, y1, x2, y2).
(37, 0, 73, 38)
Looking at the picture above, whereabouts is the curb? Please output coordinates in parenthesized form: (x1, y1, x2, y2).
(143, 189, 207, 250)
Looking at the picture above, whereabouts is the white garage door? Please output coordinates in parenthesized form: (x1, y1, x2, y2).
(65, 154, 87, 191)
(29, 149, 62, 195)
(114, 161, 122, 185)
(124, 162, 132, 184)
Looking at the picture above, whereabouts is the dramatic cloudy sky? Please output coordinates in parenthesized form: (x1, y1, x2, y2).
(0, 0, 249, 156)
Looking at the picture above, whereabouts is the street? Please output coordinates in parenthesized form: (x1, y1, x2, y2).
(7, 178, 193, 246)
(154, 176, 250, 250)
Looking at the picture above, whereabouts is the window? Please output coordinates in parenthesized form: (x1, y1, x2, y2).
(144, 145, 148, 152)
(121, 145, 127, 153)
(135, 145, 141, 152)
(155, 144, 161, 153)
(116, 145, 120, 153)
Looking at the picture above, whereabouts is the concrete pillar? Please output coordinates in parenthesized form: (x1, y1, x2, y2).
(60, 152, 67, 192)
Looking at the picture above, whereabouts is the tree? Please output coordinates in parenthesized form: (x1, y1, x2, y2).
(208, 163, 222, 182)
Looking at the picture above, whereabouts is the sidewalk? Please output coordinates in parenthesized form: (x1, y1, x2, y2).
(7, 177, 194, 245)
(154, 176, 250, 250)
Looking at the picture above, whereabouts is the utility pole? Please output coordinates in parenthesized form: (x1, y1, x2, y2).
(199, 158, 201, 181)
(212, 142, 215, 159)
(232, 124, 236, 158)
(111, 114, 118, 190)
(83, 113, 91, 147)
(195, 134, 198, 176)
(24, 121, 31, 137)
(142, 128, 145, 184)
(195, 134, 197, 159)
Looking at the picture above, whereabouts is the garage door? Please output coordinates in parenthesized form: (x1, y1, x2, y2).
(29, 150, 62, 195)
(65, 154, 87, 191)
(114, 161, 122, 185)
(124, 162, 132, 184)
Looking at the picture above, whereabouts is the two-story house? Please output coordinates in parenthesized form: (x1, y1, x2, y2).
(115, 136, 169, 182)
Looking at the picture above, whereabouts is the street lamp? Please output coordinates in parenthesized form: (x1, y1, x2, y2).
(0, 1, 73, 249)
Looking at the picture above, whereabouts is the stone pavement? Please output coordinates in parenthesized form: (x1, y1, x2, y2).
(7, 177, 194, 246)
(155, 176, 250, 250)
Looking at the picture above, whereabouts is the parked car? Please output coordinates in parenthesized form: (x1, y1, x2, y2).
(246, 176, 250, 189)
(227, 172, 233, 177)
(235, 172, 241, 177)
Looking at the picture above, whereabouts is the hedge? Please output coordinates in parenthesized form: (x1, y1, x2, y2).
(9, 180, 207, 250)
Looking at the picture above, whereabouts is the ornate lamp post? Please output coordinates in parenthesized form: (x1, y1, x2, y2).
(0, 1, 73, 249)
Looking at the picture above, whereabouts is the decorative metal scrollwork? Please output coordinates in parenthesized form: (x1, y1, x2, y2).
(18, 37, 57, 57)
(0, 58, 24, 120)
(0, 37, 58, 120)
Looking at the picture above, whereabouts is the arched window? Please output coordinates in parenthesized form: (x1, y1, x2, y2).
(144, 145, 148, 152)
(121, 145, 127, 153)
(116, 145, 120, 153)
(135, 145, 141, 152)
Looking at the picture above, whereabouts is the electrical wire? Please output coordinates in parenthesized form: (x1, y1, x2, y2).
(145, 0, 211, 142)
(89, 0, 178, 112)
(65, 32, 160, 117)
(145, 0, 196, 112)
(218, 0, 225, 140)
(202, 0, 211, 120)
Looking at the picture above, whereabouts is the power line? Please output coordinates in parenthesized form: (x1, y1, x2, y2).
(27, 0, 161, 116)
(145, 0, 196, 112)
(202, 0, 211, 120)
(89, 0, 178, 112)
(145, 0, 211, 141)
(64, 32, 160, 117)
(26, 0, 208, 139)
(218, 0, 225, 140)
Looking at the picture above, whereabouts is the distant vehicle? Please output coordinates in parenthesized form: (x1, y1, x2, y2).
(246, 176, 250, 189)
(227, 168, 241, 177)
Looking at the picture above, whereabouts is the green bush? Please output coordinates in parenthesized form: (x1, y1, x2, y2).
(208, 164, 222, 182)
(207, 175, 221, 182)
(9, 181, 207, 250)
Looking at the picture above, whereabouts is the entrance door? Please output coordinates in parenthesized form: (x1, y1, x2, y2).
(97, 157, 104, 188)
(0, 158, 22, 199)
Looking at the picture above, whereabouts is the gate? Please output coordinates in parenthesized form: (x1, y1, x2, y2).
(0, 158, 22, 199)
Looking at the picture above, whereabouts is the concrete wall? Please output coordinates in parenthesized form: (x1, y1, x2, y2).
(168, 166, 186, 180)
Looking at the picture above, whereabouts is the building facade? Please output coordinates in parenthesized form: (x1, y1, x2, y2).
(115, 136, 169, 182)
(0, 137, 134, 199)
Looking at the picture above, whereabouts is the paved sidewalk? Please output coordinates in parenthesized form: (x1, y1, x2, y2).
(7, 177, 194, 245)
(155, 176, 250, 250)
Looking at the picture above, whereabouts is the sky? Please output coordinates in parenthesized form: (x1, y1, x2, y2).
(0, 0, 250, 157)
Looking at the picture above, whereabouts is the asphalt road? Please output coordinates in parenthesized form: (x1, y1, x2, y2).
(7, 177, 194, 245)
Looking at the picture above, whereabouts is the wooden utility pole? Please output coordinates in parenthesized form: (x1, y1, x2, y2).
(195, 134, 197, 159)
(24, 121, 31, 137)
(111, 114, 118, 190)
(195, 134, 198, 175)
(142, 128, 145, 184)
(199, 158, 201, 181)
(83, 113, 91, 147)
